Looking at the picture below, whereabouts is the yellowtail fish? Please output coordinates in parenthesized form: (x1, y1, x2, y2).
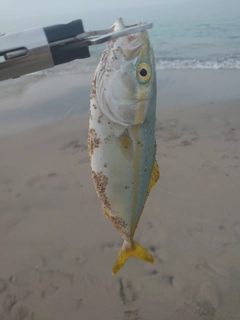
(88, 18, 159, 275)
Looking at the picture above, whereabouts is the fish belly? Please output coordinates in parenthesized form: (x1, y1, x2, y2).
(89, 98, 156, 240)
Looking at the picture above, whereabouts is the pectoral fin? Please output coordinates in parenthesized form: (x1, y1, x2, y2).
(115, 129, 133, 161)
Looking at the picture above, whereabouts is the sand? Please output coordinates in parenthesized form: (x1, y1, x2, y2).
(0, 71, 240, 320)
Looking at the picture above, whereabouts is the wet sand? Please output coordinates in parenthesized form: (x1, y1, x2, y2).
(1, 69, 240, 136)
(0, 72, 240, 319)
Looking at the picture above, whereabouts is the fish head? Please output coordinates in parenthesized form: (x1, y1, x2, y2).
(94, 18, 156, 126)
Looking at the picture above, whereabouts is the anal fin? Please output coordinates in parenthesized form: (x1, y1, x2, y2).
(147, 158, 160, 196)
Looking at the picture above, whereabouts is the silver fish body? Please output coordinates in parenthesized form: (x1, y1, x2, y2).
(88, 18, 159, 275)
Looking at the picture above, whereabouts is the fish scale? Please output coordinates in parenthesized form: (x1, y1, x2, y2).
(88, 18, 159, 275)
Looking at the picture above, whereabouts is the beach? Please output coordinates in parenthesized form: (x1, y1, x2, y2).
(0, 70, 240, 320)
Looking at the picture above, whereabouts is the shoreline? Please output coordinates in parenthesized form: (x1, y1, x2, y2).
(0, 69, 240, 138)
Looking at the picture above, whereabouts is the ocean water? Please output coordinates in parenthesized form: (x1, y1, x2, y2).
(1, 0, 240, 74)
(36, 0, 240, 75)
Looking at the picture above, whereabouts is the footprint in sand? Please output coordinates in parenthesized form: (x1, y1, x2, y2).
(156, 119, 199, 148)
(233, 223, 240, 244)
(9, 275, 25, 288)
(47, 172, 59, 179)
(11, 304, 34, 320)
(149, 245, 156, 253)
(38, 268, 74, 287)
(221, 155, 240, 169)
(2, 294, 17, 313)
(5, 216, 23, 234)
(180, 140, 192, 146)
(185, 299, 216, 317)
(118, 278, 139, 306)
(202, 160, 218, 171)
(74, 255, 86, 266)
(19, 290, 34, 302)
(61, 140, 79, 150)
(185, 281, 221, 317)
(149, 269, 159, 276)
(194, 259, 228, 278)
(27, 176, 41, 187)
(146, 221, 153, 229)
(61, 140, 87, 152)
(124, 309, 139, 320)
(71, 144, 88, 155)
(179, 131, 199, 147)
(9, 270, 31, 287)
(28, 172, 69, 191)
(46, 173, 60, 185)
(75, 298, 84, 310)
(147, 245, 163, 264)
(40, 284, 58, 298)
(0, 278, 8, 293)
(156, 119, 183, 142)
(0, 178, 12, 185)
(222, 124, 240, 142)
(198, 281, 222, 309)
(160, 274, 174, 286)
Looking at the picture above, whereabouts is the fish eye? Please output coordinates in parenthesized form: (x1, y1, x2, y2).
(137, 63, 151, 83)
(140, 68, 148, 77)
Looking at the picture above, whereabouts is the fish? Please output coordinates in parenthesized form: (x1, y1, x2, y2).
(88, 18, 159, 275)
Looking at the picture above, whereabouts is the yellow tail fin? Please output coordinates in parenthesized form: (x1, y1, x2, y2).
(112, 241, 154, 275)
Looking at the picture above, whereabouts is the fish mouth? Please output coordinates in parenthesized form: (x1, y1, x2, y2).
(123, 31, 148, 61)
(110, 18, 149, 61)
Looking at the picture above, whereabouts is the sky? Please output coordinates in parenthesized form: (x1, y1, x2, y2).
(0, 0, 202, 32)
(4, 0, 237, 34)
(1, 0, 197, 32)
(1, 0, 191, 15)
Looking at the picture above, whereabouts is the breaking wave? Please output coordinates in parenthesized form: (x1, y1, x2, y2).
(30, 53, 240, 77)
(155, 54, 240, 70)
